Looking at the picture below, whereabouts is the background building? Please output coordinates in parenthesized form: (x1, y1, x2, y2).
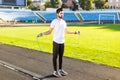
(108, 0, 120, 8)
(0, 0, 26, 9)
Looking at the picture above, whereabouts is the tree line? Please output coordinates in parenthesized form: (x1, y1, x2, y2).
(27, 0, 109, 11)
(78, 0, 108, 10)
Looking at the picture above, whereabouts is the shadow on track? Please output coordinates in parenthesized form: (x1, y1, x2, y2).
(34, 74, 56, 80)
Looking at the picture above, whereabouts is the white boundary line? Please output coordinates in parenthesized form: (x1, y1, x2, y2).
(0, 60, 47, 80)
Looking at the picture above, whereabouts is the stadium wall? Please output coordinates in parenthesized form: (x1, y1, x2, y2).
(0, 8, 120, 24)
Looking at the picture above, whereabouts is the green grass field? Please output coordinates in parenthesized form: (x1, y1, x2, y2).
(0, 24, 120, 68)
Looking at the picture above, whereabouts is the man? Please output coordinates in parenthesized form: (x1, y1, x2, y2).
(37, 8, 80, 77)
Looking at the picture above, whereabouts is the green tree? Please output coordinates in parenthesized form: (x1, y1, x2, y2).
(94, 0, 105, 9)
(78, 0, 92, 10)
(50, 0, 60, 8)
(50, 0, 55, 8)
(104, 0, 109, 9)
(45, 1, 52, 8)
(78, 0, 107, 10)
(26, 0, 41, 10)
(26, 0, 32, 8)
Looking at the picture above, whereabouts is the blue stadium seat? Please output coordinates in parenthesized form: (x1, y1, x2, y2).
(1, 9, 119, 23)
(38, 11, 56, 22)
(80, 11, 119, 21)
(63, 12, 79, 22)
(38, 11, 80, 22)
(0, 9, 42, 22)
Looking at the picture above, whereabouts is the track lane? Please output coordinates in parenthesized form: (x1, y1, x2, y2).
(0, 43, 120, 80)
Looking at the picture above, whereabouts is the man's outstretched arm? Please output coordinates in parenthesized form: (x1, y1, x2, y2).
(37, 28, 54, 37)
(65, 28, 80, 34)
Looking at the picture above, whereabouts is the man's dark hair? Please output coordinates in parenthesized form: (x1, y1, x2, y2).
(56, 8, 63, 14)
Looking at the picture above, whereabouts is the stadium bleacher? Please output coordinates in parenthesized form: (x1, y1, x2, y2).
(0, 8, 120, 24)
(63, 11, 80, 22)
(80, 11, 119, 21)
(37, 11, 80, 22)
(38, 11, 56, 22)
(0, 9, 42, 23)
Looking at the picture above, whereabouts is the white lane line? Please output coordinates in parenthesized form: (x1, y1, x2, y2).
(0, 60, 47, 80)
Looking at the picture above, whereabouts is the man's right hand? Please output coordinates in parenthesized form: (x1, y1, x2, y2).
(37, 33, 43, 37)
(78, 31, 80, 35)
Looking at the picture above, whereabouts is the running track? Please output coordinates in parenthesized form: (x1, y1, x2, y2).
(0, 43, 120, 80)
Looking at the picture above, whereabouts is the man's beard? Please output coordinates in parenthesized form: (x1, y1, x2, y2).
(58, 16, 63, 19)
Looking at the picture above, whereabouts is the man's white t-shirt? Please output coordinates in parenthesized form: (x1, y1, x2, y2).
(50, 19, 67, 44)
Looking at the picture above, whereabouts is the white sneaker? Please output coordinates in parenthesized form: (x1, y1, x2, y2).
(53, 71, 62, 78)
(59, 69, 68, 76)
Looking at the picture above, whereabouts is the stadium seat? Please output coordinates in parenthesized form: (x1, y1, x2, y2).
(0, 9, 42, 22)
(38, 11, 56, 22)
(80, 11, 119, 21)
(38, 11, 80, 22)
(63, 11, 80, 22)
